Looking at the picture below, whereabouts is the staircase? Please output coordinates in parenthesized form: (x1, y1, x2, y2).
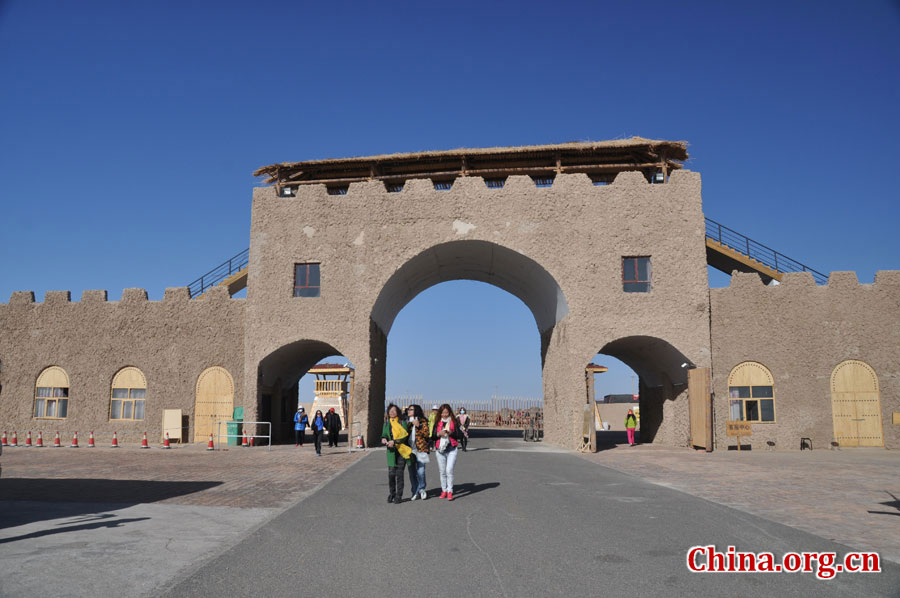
(705, 217, 827, 284)
(187, 248, 249, 298)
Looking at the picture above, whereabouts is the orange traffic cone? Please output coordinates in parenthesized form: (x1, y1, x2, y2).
(1, 431, 7, 446)
(162, 433, 171, 449)
(52, 432, 61, 447)
(25, 431, 33, 447)
(355, 435, 364, 449)
(36, 431, 45, 447)
(206, 433, 215, 451)
(110, 431, 120, 448)
(10, 431, 17, 447)
(70, 431, 79, 448)
(87, 431, 96, 448)
(140, 432, 150, 449)
(241, 431, 249, 447)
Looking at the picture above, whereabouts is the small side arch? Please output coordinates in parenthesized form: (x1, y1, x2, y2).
(194, 366, 235, 442)
(831, 360, 882, 447)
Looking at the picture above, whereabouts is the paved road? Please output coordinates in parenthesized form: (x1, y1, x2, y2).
(162, 436, 900, 597)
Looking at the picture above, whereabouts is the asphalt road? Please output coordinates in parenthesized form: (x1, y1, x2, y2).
(161, 436, 900, 597)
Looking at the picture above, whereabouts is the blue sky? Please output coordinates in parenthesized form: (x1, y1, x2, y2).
(2, 1, 898, 401)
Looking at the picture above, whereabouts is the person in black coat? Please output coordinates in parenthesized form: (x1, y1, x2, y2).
(325, 407, 342, 447)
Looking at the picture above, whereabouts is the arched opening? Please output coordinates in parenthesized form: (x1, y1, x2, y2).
(594, 336, 695, 445)
(385, 280, 544, 442)
(368, 240, 568, 443)
(257, 340, 354, 444)
(586, 355, 641, 447)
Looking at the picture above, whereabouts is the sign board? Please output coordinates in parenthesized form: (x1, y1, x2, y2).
(726, 421, 752, 437)
(893, 412, 900, 425)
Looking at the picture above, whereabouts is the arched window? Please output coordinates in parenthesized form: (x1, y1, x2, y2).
(727, 361, 775, 423)
(110, 367, 147, 421)
(34, 366, 70, 419)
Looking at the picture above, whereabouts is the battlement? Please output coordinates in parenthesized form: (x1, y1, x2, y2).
(252, 169, 700, 202)
(714, 270, 900, 293)
(2, 285, 243, 307)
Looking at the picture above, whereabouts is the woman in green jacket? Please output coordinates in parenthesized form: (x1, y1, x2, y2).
(381, 403, 413, 504)
(625, 409, 638, 446)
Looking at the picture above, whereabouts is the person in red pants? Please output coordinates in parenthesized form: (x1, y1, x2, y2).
(625, 409, 637, 446)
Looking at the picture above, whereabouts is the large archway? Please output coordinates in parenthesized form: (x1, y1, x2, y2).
(594, 336, 695, 445)
(257, 339, 352, 444)
(367, 240, 569, 442)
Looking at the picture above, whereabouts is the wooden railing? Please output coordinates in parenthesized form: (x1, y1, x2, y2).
(315, 380, 346, 397)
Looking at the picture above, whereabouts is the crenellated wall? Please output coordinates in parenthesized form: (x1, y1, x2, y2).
(710, 270, 900, 450)
(0, 286, 245, 443)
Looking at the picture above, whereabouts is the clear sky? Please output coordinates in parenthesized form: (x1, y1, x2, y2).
(2, 1, 898, 402)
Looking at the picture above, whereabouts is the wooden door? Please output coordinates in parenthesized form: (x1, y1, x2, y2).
(831, 360, 882, 447)
(194, 367, 234, 442)
(688, 367, 711, 449)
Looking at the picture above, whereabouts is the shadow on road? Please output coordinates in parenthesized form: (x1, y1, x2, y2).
(594, 430, 641, 451)
(0, 516, 152, 544)
(868, 491, 900, 517)
(0, 479, 222, 529)
(449, 481, 500, 499)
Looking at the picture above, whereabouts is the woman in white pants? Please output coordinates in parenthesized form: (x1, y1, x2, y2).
(430, 403, 463, 501)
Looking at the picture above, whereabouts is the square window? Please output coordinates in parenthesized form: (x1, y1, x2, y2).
(123, 401, 133, 419)
(113, 388, 129, 399)
(294, 263, 321, 298)
(134, 400, 145, 420)
(111, 400, 122, 419)
(751, 385, 773, 398)
(729, 400, 743, 421)
(622, 257, 651, 293)
(34, 398, 46, 418)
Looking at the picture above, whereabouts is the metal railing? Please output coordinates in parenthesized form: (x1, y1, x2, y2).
(216, 420, 271, 451)
(188, 248, 250, 297)
(705, 217, 828, 284)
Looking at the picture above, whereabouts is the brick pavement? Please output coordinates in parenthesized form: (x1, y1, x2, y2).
(583, 444, 900, 563)
(0, 443, 364, 509)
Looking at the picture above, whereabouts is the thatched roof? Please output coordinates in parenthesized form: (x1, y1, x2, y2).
(254, 137, 688, 187)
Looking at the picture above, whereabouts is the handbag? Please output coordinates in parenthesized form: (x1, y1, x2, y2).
(438, 436, 450, 453)
(414, 450, 430, 464)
